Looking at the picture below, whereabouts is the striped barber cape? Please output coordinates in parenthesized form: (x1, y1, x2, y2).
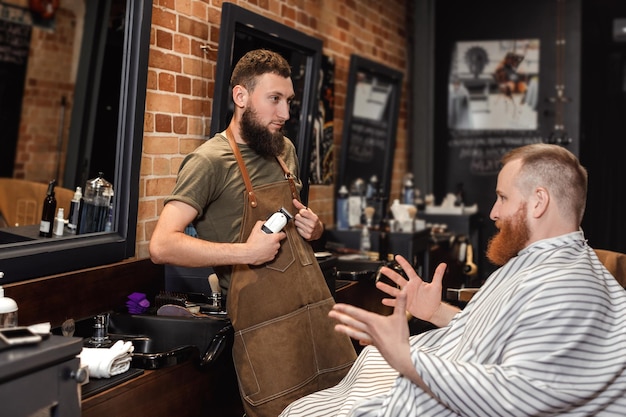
(280, 231, 626, 416)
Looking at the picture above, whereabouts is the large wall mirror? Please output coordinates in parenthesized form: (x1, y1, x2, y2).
(210, 3, 323, 204)
(337, 55, 403, 204)
(0, 0, 152, 283)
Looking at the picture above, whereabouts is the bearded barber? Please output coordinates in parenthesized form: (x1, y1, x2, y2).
(150, 49, 355, 417)
(150, 49, 322, 293)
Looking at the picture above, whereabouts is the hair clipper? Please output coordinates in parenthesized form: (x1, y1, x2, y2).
(262, 207, 293, 234)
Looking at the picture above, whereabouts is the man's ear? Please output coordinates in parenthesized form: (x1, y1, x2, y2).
(232, 85, 248, 109)
(532, 186, 550, 218)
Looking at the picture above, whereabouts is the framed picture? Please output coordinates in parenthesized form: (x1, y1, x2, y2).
(448, 39, 540, 131)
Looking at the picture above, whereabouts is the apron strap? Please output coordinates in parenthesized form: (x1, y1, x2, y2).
(275, 155, 300, 202)
(225, 127, 258, 208)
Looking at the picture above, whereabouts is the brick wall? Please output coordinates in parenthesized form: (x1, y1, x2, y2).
(13, 8, 77, 184)
(138, 0, 412, 258)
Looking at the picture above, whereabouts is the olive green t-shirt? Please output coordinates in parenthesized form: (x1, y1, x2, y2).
(164, 132, 302, 292)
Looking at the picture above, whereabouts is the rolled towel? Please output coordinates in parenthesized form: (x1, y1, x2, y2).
(79, 340, 134, 379)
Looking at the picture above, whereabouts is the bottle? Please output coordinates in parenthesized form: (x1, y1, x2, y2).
(403, 174, 414, 205)
(0, 272, 18, 328)
(336, 185, 349, 230)
(67, 187, 82, 233)
(360, 225, 371, 255)
(39, 179, 57, 237)
(348, 179, 365, 228)
(378, 215, 391, 263)
(389, 199, 402, 232)
(366, 175, 379, 200)
(454, 182, 465, 207)
(53, 207, 65, 237)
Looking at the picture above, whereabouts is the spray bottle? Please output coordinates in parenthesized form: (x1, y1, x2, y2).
(0, 272, 18, 328)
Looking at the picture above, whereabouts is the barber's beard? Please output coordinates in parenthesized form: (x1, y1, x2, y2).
(240, 106, 285, 158)
(486, 203, 531, 266)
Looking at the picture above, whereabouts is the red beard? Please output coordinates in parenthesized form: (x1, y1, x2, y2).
(486, 203, 530, 266)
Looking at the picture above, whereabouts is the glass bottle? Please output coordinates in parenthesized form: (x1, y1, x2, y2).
(39, 179, 57, 237)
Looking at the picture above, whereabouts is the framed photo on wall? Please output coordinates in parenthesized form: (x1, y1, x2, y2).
(448, 39, 540, 131)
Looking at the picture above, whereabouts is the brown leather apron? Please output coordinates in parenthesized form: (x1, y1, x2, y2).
(225, 130, 356, 417)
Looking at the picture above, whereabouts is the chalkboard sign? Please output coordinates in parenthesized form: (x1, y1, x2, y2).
(337, 55, 403, 202)
(0, 20, 31, 177)
(0, 20, 31, 65)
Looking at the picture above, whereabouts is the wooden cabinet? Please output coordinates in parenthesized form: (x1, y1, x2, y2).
(82, 351, 243, 417)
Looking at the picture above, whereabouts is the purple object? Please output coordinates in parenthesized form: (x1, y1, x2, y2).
(128, 292, 147, 302)
(126, 292, 150, 314)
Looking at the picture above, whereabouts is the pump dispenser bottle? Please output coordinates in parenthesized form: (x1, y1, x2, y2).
(0, 272, 18, 328)
(39, 179, 57, 237)
(53, 207, 65, 237)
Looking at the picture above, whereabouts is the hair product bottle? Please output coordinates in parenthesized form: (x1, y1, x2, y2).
(53, 207, 65, 237)
(336, 185, 349, 230)
(39, 179, 57, 237)
(67, 186, 82, 233)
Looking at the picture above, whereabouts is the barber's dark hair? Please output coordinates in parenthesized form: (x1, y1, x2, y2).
(230, 49, 291, 92)
(502, 143, 588, 224)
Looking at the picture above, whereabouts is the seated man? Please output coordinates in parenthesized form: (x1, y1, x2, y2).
(281, 143, 626, 416)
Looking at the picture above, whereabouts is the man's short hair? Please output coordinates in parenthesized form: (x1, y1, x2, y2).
(230, 49, 291, 92)
(502, 143, 588, 224)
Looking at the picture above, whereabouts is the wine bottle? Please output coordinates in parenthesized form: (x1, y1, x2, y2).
(39, 180, 57, 237)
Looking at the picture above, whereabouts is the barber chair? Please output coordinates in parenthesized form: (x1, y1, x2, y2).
(594, 249, 626, 288)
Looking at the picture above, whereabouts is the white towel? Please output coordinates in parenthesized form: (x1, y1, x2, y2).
(79, 340, 134, 379)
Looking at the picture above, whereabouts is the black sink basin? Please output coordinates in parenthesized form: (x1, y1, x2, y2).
(108, 312, 232, 369)
(58, 311, 232, 369)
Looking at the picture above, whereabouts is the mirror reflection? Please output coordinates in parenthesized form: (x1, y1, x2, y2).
(0, 0, 150, 283)
(0, 0, 122, 239)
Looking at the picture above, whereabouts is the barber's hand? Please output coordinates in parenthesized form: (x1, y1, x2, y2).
(244, 221, 286, 265)
(292, 199, 323, 241)
(376, 255, 447, 323)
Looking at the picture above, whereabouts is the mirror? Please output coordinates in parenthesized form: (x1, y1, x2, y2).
(210, 3, 323, 204)
(0, 0, 152, 283)
(337, 54, 403, 207)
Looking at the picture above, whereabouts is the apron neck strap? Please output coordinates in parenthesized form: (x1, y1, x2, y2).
(225, 127, 257, 208)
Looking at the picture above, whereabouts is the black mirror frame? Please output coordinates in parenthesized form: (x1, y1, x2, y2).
(210, 2, 323, 204)
(0, 0, 152, 283)
(337, 54, 404, 201)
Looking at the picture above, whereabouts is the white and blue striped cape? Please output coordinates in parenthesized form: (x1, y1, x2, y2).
(280, 231, 626, 416)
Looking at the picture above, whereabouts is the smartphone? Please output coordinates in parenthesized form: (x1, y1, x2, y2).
(0, 327, 42, 350)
